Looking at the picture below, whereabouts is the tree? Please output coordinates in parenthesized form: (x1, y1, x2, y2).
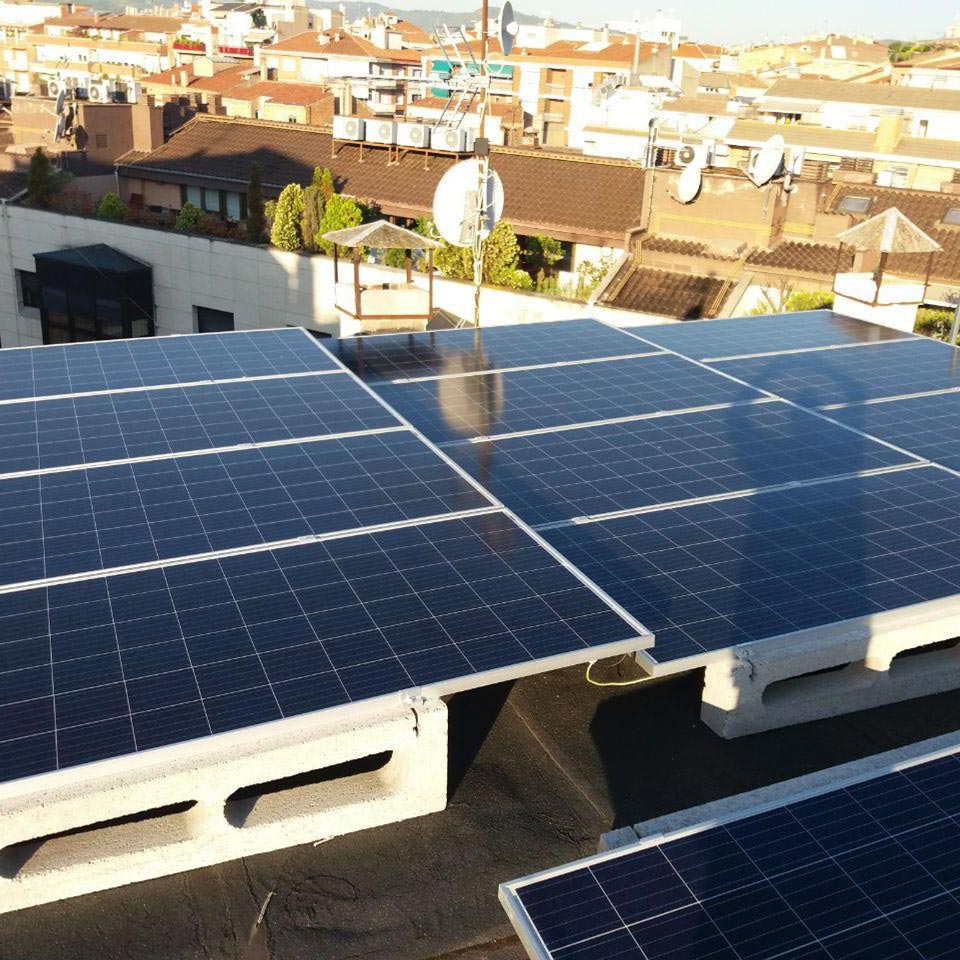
(26, 147, 69, 207)
(300, 183, 326, 252)
(246, 162, 265, 242)
(175, 201, 204, 231)
(316, 167, 335, 201)
(250, 7, 266, 28)
(383, 218, 433, 269)
(316, 194, 364, 254)
(270, 182, 305, 251)
(522, 234, 563, 287)
(434, 221, 533, 290)
(96, 192, 127, 221)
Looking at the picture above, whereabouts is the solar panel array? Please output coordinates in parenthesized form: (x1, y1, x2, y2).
(502, 746, 960, 960)
(341, 314, 960, 674)
(0, 327, 648, 788)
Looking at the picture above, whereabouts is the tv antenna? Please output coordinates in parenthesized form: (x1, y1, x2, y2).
(429, 1, 519, 327)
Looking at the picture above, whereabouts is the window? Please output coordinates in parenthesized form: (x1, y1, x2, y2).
(16, 269, 40, 309)
(95, 133, 108, 148)
(185, 185, 202, 207)
(195, 305, 234, 333)
(838, 195, 872, 216)
(202, 188, 221, 213)
(224, 191, 241, 220)
(944, 207, 960, 227)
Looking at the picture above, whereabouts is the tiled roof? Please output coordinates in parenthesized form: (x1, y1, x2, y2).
(785, 36, 889, 63)
(141, 62, 253, 94)
(748, 241, 853, 275)
(662, 94, 730, 115)
(267, 29, 424, 61)
(760, 77, 960, 112)
(221, 81, 332, 105)
(117, 115, 646, 243)
(601, 262, 726, 318)
(642, 235, 739, 260)
(827, 185, 960, 282)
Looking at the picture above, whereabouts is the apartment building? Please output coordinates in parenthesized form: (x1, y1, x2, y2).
(893, 47, 960, 91)
(738, 34, 891, 81)
(0, 0, 65, 96)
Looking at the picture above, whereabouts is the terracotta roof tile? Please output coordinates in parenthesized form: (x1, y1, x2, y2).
(267, 29, 424, 61)
(602, 262, 725, 318)
(118, 115, 646, 243)
(141, 62, 253, 94)
(748, 241, 853, 275)
(221, 80, 332, 105)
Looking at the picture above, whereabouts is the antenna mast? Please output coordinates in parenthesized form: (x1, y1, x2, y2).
(470, 0, 491, 327)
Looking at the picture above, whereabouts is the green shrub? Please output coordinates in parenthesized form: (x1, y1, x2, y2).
(96, 192, 127, 221)
(270, 183, 305, 252)
(915, 306, 955, 341)
(174, 201, 204, 231)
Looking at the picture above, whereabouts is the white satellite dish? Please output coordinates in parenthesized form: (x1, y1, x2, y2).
(498, 1, 519, 55)
(676, 163, 702, 204)
(749, 134, 785, 187)
(432, 158, 505, 248)
(54, 114, 65, 142)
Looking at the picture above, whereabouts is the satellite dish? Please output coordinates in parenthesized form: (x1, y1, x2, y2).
(54, 114, 65, 142)
(432, 158, 505, 248)
(676, 163, 702, 204)
(749, 134, 785, 187)
(54, 90, 65, 115)
(498, 1, 519, 55)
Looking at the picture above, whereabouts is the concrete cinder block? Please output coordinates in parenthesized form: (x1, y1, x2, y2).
(700, 600, 960, 738)
(0, 698, 447, 914)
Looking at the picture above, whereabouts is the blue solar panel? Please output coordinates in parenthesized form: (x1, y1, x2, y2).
(0, 432, 491, 587)
(632, 310, 906, 361)
(444, 403, 914, 526)
(0, 374, 400, 475)
(330, 319, 644, 382)
(373, 355, 762, 445)
(829, 394, 960, 473)
(0, 511, 644, 783)
(713, 337, 960, 407)
(503, 748, 960, 960)
(544, 465, 960, 664)
(0, 328, 338, 402)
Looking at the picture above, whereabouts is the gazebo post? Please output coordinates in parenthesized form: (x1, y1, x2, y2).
(353, 247, 361, 319)
(405, 249, 412, 283)
(923, 251, 934, 299)
(428, 249, 434, 316)
(332, 244, 339, 284)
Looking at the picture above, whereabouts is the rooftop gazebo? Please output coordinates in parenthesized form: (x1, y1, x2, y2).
(325, 219, 442, 335)
(832, 207, 942, 332)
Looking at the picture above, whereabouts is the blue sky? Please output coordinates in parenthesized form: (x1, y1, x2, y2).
(390, 0, 957, 46)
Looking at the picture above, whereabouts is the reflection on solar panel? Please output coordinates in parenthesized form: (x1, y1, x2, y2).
(502, 747, 960, 960)
(714, 337, 960, 406)
(0, 511, 645, 783)
(374, 355, 761, 445)
(830, 394, 960, 473)
(544, 466, 960, 664)
(333, 319, 649, 382)
(0, 374, 401, 475)
(633, 309, 906, 361)
(445, 403, 913, 526)
(0, 433, 491, 587)
(0, 328, 339, 402)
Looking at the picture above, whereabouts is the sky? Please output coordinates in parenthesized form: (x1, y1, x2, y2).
(386, 0, 957, 46)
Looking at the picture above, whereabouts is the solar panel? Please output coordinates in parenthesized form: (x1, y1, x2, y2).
(0, 432, 492, 587)
(0, 328, 339, 402)
(0, 511, 647, 784)
(444, 403, 914, 526)
(501, 747, 960, 960)
(544, 465, 960, 665)
(373, 355, 763, 445)
(0, 374, 400, 475)
(713, 337, 960, 407)
(829, 393, 960, 473)
(330, 319, 645, 382)
(632, 310, 907, 361)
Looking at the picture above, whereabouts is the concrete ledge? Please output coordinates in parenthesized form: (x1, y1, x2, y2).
(0, 698, 447, 914)
(700, 601, 960, 737)
(601, 729, 960, 850)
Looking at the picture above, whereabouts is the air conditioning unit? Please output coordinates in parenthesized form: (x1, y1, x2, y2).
(365, 120, 397, 144)
(396, 121, 430, 148)
(435, 126, 474, 153)
(676, 143, 712, 167)
(332, 115, 364, 140)
(47, 77, 64, 98)
(87, 82, 109, 103)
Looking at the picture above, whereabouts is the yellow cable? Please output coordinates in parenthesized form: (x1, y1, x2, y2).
(585, 658, 656, 688)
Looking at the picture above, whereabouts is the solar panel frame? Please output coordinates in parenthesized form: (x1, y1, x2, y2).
(0, 327, 341, 402)
(500, 739, 960, 960)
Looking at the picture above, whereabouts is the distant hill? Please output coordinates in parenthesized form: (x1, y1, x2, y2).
(310, 2, 573, 32)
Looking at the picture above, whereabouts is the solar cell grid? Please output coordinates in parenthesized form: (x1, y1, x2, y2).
(713, 337, 960, 407)
(504, 749, 960, 960)
(0, 511, 644, 784)
(0, 432, 491, 587)
(330, 319, 644, 383)
(0, 328, 338, 402)
(544, 465, 960, 664)
(829, 394, 960, 474)
(373, 354, 762, 445)
(444, 403, 913, 526)
(632, 310, 907, 361)
(0, 374, 400, 475)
